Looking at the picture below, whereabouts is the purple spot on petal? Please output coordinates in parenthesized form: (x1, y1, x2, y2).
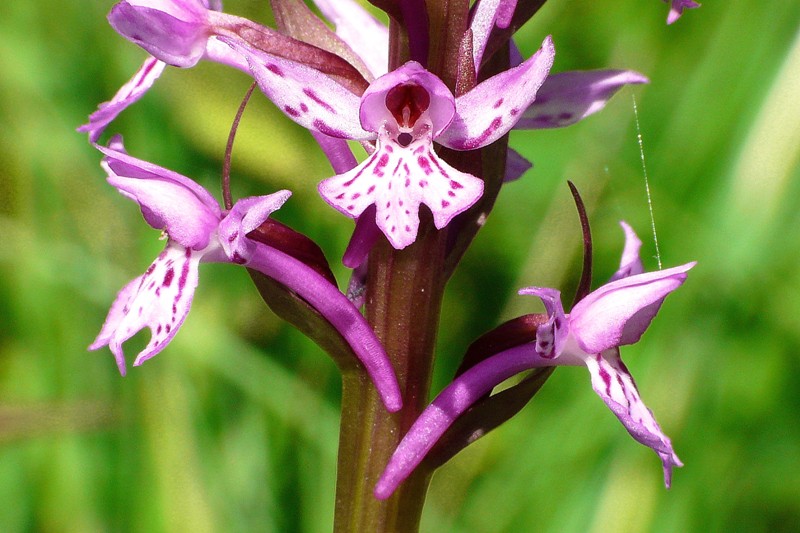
(367, 185, 376, 194)
(178, 256, 189, 290)
(558, 112, 573, 121)
(417, 156, 433, 175)
(284, 105, 300, 117)
(165, 324, 171, 333)
(228, 231, 238, 243)
(510, 108, 520, 116)
(404, 178, 410, 188)
(597, 354, 612, 395)
(300, 103, 308, 113)
(313, 119, 346, 138)
(304, 88, 335, 113)
(419, 180, 428, 188)
(374, 153, 390, 177)
(442, 200, 450, 208)
(450, 180, 463, 190)
(460, 117, 503, 150)
(347, 205, 355, 211)
(266, 63, 284, 77)
(448, 190, 456, 197)
(384, 144, 394, 153)
(163, 268, 174, 287)
(351, 192, 361, 200)
(493, 98, 504, 108)
(405, 225, 411, 232)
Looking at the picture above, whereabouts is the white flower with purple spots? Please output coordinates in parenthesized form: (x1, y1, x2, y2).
(375, 223, 695, 498)
(90, 136, 402, 412)
(224, 36, 555, 248)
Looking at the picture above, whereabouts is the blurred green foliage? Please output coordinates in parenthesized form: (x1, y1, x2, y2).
(1, 0, 799, 531)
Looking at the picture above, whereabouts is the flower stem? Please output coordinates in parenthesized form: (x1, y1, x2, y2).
(333, 223, 447, 533)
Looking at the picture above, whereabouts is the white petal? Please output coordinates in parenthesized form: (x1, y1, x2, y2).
(319, 133, 483, 249)
(90, 243, 202, 373)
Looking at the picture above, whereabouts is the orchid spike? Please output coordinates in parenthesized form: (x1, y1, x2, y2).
(665, 0, 701, 24)
(227, 36, 555, 248)
(90, 136, 402, 412)
(375, 224, 694, 498)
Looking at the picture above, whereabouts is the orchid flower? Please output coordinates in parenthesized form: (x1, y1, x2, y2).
(224, 36, 555, 248)
(312, 0, 648, 184)
(375, 223, 695, 498)
(90, 136, 402, 412)
(665, 0, 701, 24)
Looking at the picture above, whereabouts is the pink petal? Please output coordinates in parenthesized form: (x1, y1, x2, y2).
(570, 263, 695, 355)
(438, 35, 555, 150)
(359, 61, 455, 138)
(109, 1, 210, 67)
(96, 137, 221, 250)
(514, 70, 649, 130)
(583, 349, 683, 487)
(518, 287, 568, 359)
(90, 243, 202, 374)
(77, 57, 166, 142)
(609, 221, 644, 282)
(219, 37, 371, 140)
(217, 191, 292, 263)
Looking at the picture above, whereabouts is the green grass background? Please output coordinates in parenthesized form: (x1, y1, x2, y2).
(1, 0, 799, 531)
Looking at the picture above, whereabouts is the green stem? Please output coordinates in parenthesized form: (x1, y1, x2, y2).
(333, 223, 447, 533)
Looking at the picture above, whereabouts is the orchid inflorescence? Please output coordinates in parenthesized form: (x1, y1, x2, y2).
(80, 0, 699, 526)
